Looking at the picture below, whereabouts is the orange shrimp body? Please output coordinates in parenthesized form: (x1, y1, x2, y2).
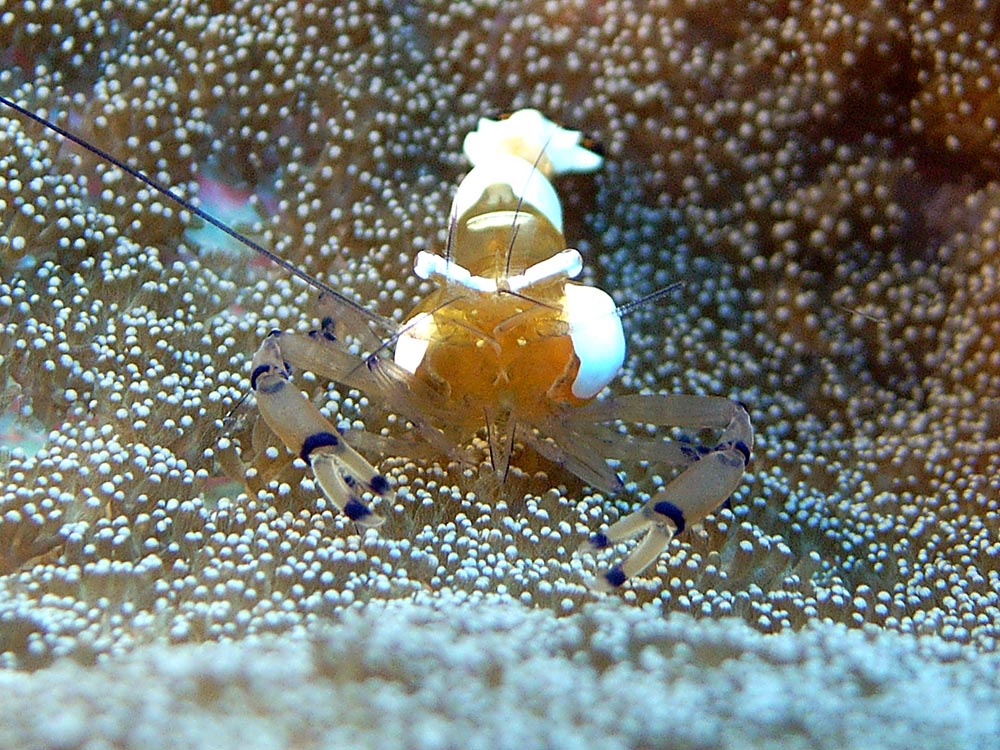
(401, 284, 588, 420)
(391, 110, 623, 469)
(398, 205, 591, 418)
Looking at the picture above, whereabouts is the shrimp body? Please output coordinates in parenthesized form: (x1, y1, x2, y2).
(393, 110, 622, 467)
(0, 94, 752, 590)
(250, 110, 751, 590)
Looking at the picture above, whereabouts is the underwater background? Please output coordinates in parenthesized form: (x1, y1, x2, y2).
(1, 1, 999, 747)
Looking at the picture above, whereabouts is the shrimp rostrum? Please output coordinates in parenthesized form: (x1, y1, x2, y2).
(249, 110, 753, 590)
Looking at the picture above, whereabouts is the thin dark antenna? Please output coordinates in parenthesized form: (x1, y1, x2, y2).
(342, 293, 463, 381)
(503, 136, 556, 280)
(442, 197, 459, 267)
(221, 389, 254, 427)
(484, 408, 496, 468)
(0, 93, 385, 328)
(836, 304, 888, 325)
(503, 222, 522, 282)
(615, 280, 684, 318)
(497, 287, 558, 310)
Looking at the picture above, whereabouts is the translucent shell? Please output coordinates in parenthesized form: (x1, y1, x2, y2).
(251, 109, 751, 589)
(247, 109, 751, 589)
(397, 283, 588, 420)
(394, 112, 623, 430)
(396, 278, 624, 412)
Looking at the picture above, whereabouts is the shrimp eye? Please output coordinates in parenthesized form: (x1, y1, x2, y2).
(579, 135, 605, 159)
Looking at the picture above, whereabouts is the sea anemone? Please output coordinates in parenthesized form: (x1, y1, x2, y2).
(1, 0, 999, 745)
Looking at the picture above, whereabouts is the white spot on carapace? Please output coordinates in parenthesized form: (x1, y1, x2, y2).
(463, 109, 604, 176)
(413, 248, 581, 294)
(452, 156, 563, 233)
(394, 311, 436, 375)
(564, 284, 625, 399)
(507, 248, 582, 291)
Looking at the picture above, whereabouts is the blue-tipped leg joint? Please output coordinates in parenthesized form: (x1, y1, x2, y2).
(344, 498, 374, 522)
(588, 532, 611, 550)
(652, 501, 686, 534)
(603, 566, 627, 589)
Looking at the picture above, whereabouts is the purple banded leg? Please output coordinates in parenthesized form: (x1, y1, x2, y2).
(579, 400, 752, 591)
(250, 333, 389, 526)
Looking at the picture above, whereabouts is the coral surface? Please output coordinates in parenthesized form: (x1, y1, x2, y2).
(1, 0, 999, 746)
